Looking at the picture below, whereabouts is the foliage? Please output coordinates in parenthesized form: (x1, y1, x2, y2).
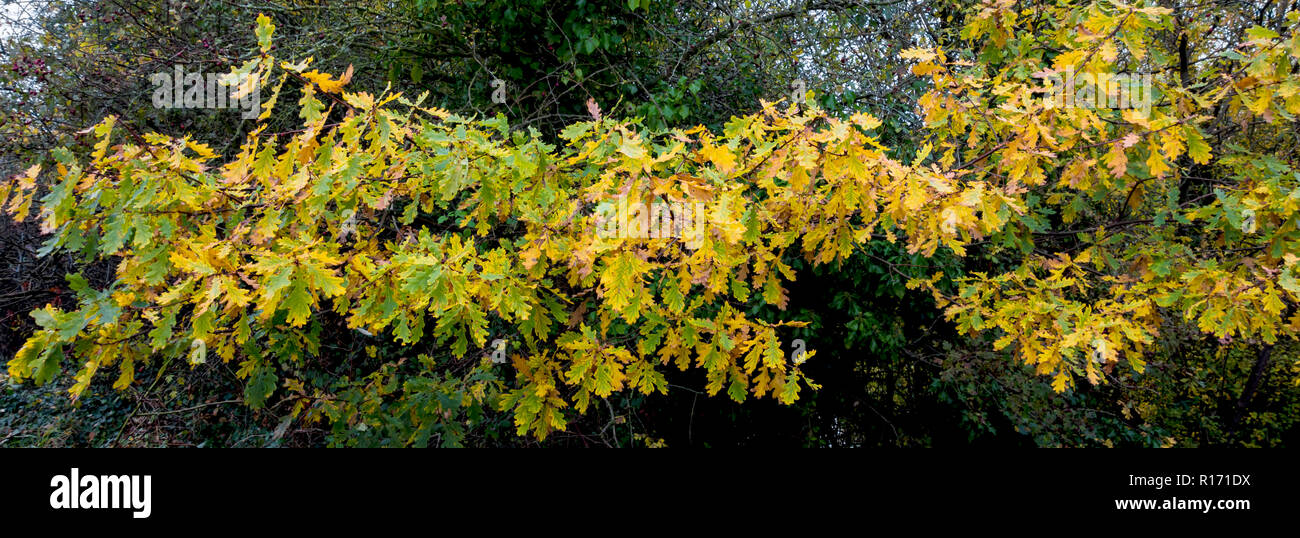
(5, 1, 1300, 447)
(2, 13, 1016, 443)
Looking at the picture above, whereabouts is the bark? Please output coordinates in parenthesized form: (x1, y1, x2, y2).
(1228, 343, 1274, 439)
